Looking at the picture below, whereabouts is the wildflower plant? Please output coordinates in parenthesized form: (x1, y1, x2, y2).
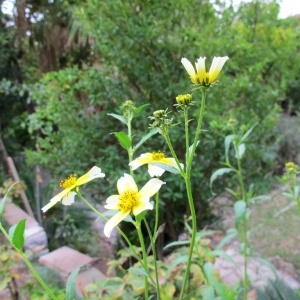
(0, 56, 232, 300)
(280, 161, 300, 214)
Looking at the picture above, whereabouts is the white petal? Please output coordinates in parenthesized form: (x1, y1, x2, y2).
(129, 153, 153, 170)
(117, 174, 138, 194)
(104, 195, 119, 210)
(196, 57, 206, 83)
(104, 210, 130, 238)
(209, 56, 229, 83)
(181, 58, 196, 78)
(41, 188, 70, 212)
(148, 165, 165, 177)
(139, 178, 165, 199)
(132, 200, 153, 216)
(62, 191, 76, 205)
(41, 202, 55, 213)
(76, 166, 105, 186)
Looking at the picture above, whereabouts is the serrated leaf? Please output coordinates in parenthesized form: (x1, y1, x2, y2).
(150, 162, 181, 174)
(133, 129, 158, 152)
(210, 168, 232, 188)
(0, 182, 19, 218)
(128, 267, 149, 277)
(9, 219, 26, 251)
(66, 266, 81, 300)
(112, 132, 132, 150)
(133, 104, 150, 117)
(107, 113, 127, 125)
(224, 134, 234, 162)
(235, 143, 246, 159)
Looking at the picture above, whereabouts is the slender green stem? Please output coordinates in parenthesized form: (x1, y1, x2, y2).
(234, 141, 248, 299)
(179, 89, 207, 299)
(136, 222, 149, 300)
(187, 89, 206, 171)
(153, 192, 160, 242)
(0, 223, 59, 300)
(184, 108, 190, 167)
(127, 114, 134, 176)
(144, 218, 160, 300)
(164, 134, 186, 178)
(21, 253, 59, 300)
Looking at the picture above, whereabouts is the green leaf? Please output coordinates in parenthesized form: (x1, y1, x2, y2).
(163, 240, 190, 250)
(215, 232, 237, 250)
(203, 262, 215, 285)
(294, 185, 300, 199)
(202, 285, 215, 300)
(224, 134, 234, 162)
(210, 168, 232, 189)
(234, 200, 246, 222)
(0, 182, 19, 218)
(112, 132, 132, 150)
(241, 124, 257, 142)
(107, 113, 127, 125)
(235, 143, 245, 159)
(133, 129, 158, 152)
(150, 162, 181, 174)
(128, 267, 149, 277)
(66, 266, 81, 300)
(9, 219, 26, 251)
(133, 104, 150, 117)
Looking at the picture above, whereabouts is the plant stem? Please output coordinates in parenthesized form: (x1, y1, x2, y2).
(153, 192, 160, 243)
(164, 134, 186, 177)
(234, 141, 248, 299)
(0, 223, 59, 300)
(136, 222, 149, 300)
(144, 218, 160, 300)
(127, 113, 134, 176)
(179, 89, 207, 299)
(184, 108, 190, 166)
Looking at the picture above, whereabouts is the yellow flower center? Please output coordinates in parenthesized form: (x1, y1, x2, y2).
(118, 190, 139, 211)
(60, 174, 77, 189)
(152, 151, 166, 161)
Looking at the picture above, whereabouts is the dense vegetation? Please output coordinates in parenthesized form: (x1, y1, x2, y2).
(1, 0, 300, 246)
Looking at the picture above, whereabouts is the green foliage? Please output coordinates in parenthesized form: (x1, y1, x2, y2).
(8, 219, 26, 251)
(22, 0, 300, 239)
(84, 234, 237, 300)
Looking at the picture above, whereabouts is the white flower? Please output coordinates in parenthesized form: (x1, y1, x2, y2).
(129, 152, 183, 177)
(181, 56, 229, 86)
(42, 166, 105, 212)
(104, 174, 165, 238)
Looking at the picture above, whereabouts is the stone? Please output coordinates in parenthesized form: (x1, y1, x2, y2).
(39, 246, 95, 279)
(76, 267, 106, 295)
(3, 202, 48, 254)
